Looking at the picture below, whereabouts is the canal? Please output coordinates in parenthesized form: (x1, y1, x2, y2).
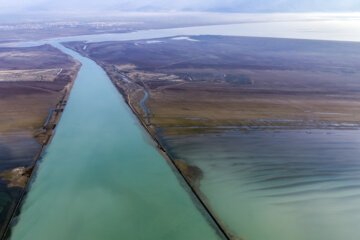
(8, 43, 221, 240)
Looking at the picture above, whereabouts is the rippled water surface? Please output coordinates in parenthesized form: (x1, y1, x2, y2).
(162, 129, 360, 240)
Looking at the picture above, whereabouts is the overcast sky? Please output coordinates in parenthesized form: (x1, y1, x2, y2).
(1, 0, 360, 14)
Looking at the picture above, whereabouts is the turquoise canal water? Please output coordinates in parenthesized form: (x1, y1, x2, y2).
(162, 129, 360, 240)
(9, 43, 221, 240)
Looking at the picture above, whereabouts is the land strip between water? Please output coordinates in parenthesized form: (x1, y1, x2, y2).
(115, 84, 232, 240)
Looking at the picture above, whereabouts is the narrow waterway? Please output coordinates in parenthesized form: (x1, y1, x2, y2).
(8, 43, 221, 240)
(140, 90, 151, 125)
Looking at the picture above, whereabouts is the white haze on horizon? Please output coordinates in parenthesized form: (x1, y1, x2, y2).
(1, 0, 360, 15)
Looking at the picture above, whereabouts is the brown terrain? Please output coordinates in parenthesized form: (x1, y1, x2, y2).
(0, 44, 80, 236)
(64, 36, 360, 134)
(63, 36, 360, 226)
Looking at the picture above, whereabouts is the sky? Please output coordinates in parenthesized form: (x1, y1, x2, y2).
(1, 0, 360, 14)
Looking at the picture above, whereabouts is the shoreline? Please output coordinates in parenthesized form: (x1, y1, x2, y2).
(1, 60, 81, 240)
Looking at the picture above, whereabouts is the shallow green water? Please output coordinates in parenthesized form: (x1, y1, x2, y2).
(9, 43, 220, 240)
(162, 129, 360, 240)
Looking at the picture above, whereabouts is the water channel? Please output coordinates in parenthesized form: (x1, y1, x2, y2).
(9, 43, 221, 240)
